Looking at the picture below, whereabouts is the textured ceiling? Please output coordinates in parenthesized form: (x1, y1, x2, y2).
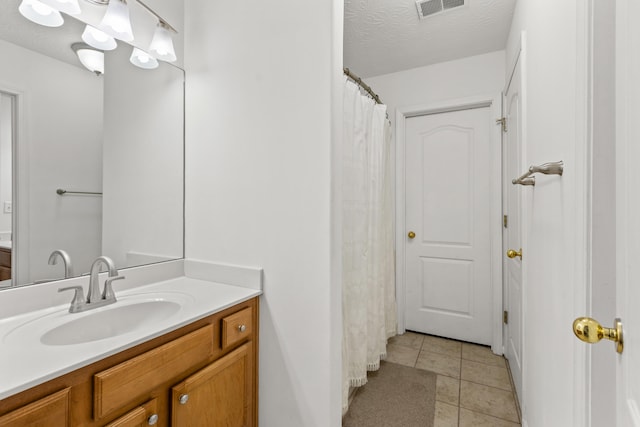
(344, 0, 516, 78)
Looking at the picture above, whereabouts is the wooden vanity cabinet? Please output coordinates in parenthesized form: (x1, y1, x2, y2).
(0, 297, 259, 427)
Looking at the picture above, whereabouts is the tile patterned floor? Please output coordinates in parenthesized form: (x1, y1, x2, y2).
(387, 331, 522, 427)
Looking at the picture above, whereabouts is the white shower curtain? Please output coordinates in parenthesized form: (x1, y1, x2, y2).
(342, 77, 397, 414)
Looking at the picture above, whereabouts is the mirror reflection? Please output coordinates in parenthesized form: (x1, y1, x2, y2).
(0, 0, 184, 287)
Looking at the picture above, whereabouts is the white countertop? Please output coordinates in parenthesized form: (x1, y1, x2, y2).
(0, 260, 263, 400)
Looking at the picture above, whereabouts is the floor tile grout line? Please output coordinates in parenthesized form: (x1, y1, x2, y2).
(458, 404, 521, 425)
(429, 373, 513, 393)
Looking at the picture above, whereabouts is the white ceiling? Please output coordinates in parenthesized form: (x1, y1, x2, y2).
(344, 0, 517, 78)
(0, 0, 88, 68)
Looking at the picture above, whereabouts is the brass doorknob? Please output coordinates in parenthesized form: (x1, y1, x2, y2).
(573, 317, 623, 354)
(506, 248, 522, 259)
(408, 231, 416, 239)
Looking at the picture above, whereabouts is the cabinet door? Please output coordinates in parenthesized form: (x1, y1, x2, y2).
(172, 343, 252, 427)
(0, 388, 70, 427)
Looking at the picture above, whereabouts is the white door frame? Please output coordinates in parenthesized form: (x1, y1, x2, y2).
(0, 82, 27, 287)
(395, 94, 504, 353)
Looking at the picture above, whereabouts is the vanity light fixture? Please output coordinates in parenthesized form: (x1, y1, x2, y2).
(148, 21, 176, 63)
(18, 0, 179, 66)
(71, 42, 104, 76)
(18, 0, 64, 27)
(44, 0, 81, 15)
(98, 0, 134, 42)
(129, 47, 158, 69)
(82, 25, 117, 50)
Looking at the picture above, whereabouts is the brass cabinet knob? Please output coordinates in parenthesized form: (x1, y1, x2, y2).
(408, 231, 416, 239)
(506, 248, 522, 260)
(573, 317, 623, 354)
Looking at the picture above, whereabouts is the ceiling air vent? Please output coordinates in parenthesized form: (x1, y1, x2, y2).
(416, 0, 465, 20)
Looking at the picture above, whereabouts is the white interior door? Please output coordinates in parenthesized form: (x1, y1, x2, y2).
(616, 0, 640, 423)
(404, 107, 492, 345)
(503, 55, 523, 403)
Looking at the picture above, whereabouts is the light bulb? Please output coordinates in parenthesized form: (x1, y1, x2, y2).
(99, 0, 133, 42)
(72, 43, 104, 76)
(148, 22, 176, 62)
(130, 47, 159, 70)
(18, 0, 64, 27)
(82, 25, 117, 51)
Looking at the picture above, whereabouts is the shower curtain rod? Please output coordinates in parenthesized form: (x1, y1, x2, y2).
(343, 68, 383, 105)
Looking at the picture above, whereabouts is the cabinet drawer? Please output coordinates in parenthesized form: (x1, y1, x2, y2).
(0, 388, 70, 427)
(94, 325, 214, 420)
(104, 398, 158, 427)
(0, 266, 11, 281)
(221, 307, 253, 349)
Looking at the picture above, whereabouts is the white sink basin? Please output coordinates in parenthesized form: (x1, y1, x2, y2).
(41, 300, 181, 346)
(4, 292, 193, 347)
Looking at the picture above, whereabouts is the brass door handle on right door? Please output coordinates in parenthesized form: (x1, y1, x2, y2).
(408, 231, 416, 239)
(573, 317, 623, 354)
(506, 248, 522, 260)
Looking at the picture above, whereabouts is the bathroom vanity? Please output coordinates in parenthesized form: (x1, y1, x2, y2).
(0, 246, 10, 281)
(0, 261, 262, 427)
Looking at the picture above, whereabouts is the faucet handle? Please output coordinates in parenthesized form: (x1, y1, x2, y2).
(102, 276, 125, 301)
(59, 286, 86, 313)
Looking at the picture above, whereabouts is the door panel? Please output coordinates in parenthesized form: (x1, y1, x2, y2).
(405, 107, 492, 345)
(503, 54, 523, 403)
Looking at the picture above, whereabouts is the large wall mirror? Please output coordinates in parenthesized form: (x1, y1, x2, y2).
(0, 0, 184, 287)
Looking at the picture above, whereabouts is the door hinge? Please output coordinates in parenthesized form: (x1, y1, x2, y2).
(496, 117, 507, 132)
(503, 215, 508, 228)
(503, 310, 509, 324)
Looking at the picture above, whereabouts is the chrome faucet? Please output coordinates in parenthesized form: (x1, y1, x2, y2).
(59, 255, 125, 313)
(87, 256, 118, 303)
(48, 249, 74, 278)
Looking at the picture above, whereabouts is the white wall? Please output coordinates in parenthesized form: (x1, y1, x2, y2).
(0, 94, 12, 238)
(0, 39, 103, 284)
(506, 1, 589, 426)
(101, 45, 184, 268)
(184, 0, 342, 425)
(367, 51, 506, 127)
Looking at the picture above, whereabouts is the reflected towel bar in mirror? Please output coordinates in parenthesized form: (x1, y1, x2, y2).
(512, 161, 564, 186)
(56, 188, 103, 196)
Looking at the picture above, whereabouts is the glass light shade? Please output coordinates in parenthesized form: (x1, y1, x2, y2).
(98, 0, 133, 42)
(18, 0, 64, 27)
(46, 0, 80, 15)
(148, 22, 176, 62)
(72, 43, 104, 75)
(130, 47, 158, 70)
(82, 25, 117, 51)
